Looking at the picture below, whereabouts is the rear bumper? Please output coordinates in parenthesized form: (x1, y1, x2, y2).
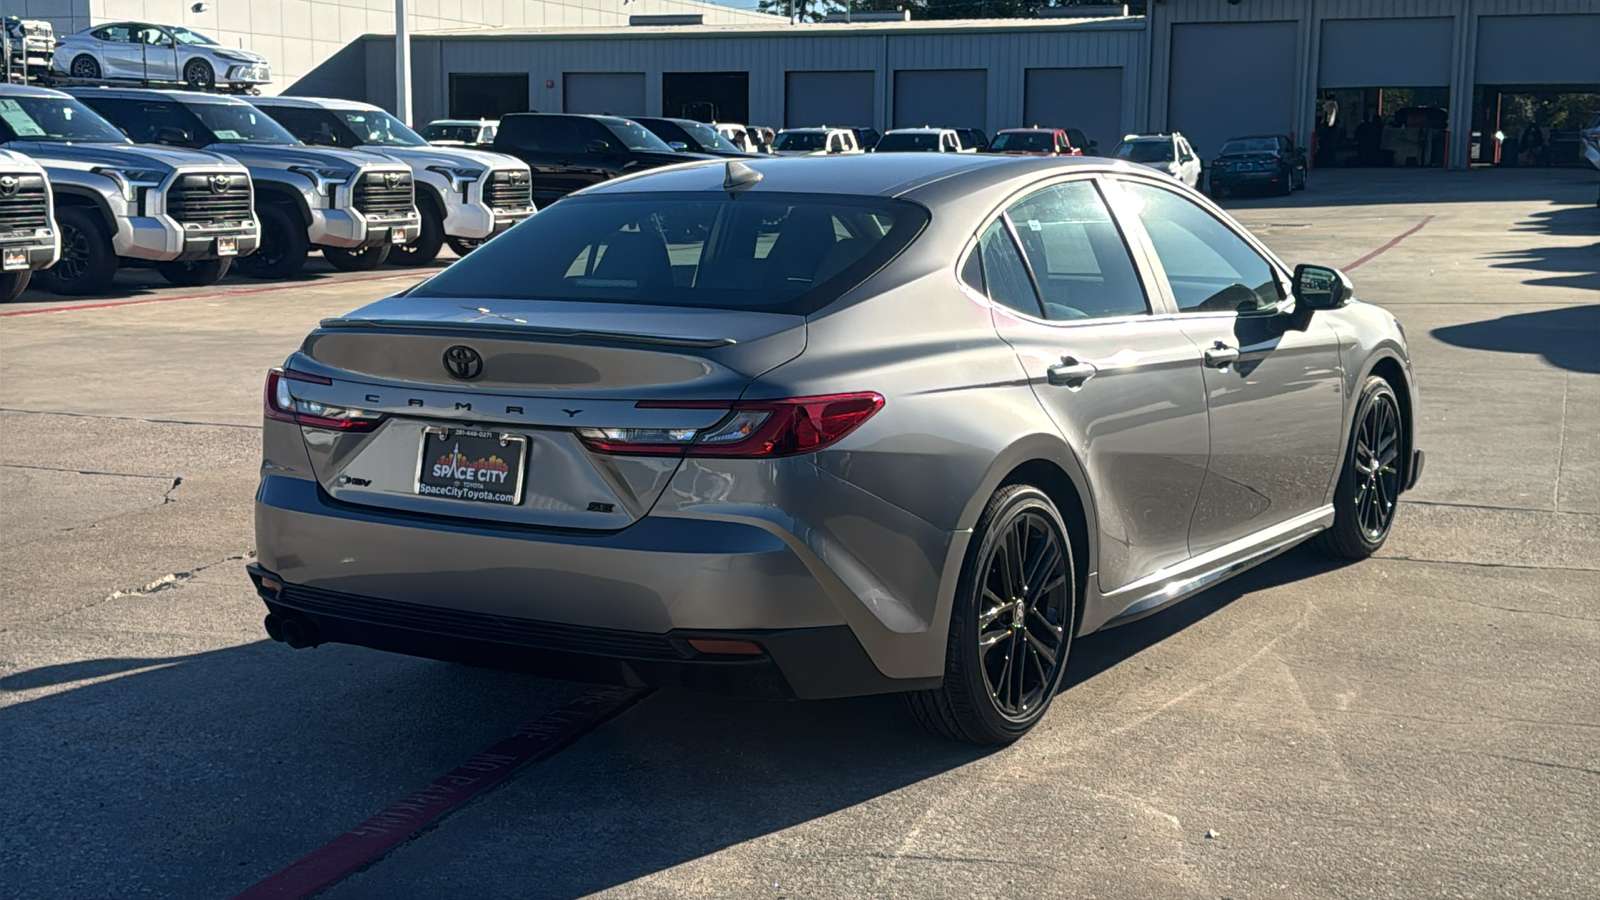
(1209, 170, 1286, 190)
(252, 474, 940, 698)
(249, 564, 932, 699)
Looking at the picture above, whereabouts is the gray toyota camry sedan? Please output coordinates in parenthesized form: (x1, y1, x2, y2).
(252, 154, 1422, 744)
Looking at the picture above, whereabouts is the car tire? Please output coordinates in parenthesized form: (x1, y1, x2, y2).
(1314, 375, 1405, 560)
(1295, 168, 1308, 191)
(905, 484, 1076, 746)
(388, 200, 444, 267)
(70, 55, 101, 80)
(38, 207, 117, 296)
(1209, 183, 1227, 200)
(446, 236, 486, 258)
(1277, 173, 1294, 196)
(236, 204, 309, 279)
(0, 269, 32, 302)
(323, 244, 391, 271)
(157, 257, 231, 287)
(184, 59, 215, 92)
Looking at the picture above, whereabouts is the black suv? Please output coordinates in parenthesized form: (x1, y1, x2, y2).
(492, 113, 714, 205)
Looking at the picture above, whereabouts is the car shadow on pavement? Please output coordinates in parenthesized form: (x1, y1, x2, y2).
(1207, 167, 1598, 210)
(0, 544, 1353, 899)
(1430, 304, 1600, 374)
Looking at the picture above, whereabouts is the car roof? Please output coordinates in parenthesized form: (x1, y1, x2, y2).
(1223, 134, 1287, 141)
(425, 119, 493, 125)
(500, 112, 636, 126)
(582, 153, 1110, 200)
(885, 127, 951, 135)
(66, 86, 247, 106)
(253, 96, 380, 112)
(998, 128, 1061, 134)
(0, 83, 72, 99)
(779, 127, 839, 133)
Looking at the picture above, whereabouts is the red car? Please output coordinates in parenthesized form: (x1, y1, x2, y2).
(989, 127, 1083, 157)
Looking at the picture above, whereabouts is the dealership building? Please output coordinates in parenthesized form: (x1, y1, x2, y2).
(283, 0, 1599, 170)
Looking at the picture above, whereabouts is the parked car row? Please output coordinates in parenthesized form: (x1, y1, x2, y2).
(0, 83, 534, 298)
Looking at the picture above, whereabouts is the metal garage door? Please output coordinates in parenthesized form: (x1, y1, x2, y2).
(1168, 22, 1297, 160)
(563, 73, 645, 117)
(894, 70, 985, 131)
(786, 71, 875, 128)
(1023, 67, 1123, 153)
(1477, 15, 1600, 85)
(1320, 18, 1453, 88)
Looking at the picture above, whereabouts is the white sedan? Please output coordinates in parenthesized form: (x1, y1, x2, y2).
(50, 22, 270, 93)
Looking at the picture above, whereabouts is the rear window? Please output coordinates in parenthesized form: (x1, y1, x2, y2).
(877, 132, 942, 152)
(410, 192, 929, 315)
(992, 132, 1054, 153)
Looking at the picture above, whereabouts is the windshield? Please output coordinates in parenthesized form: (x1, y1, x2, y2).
(991, 132, 1055, 153)
(876, 132, 942, 152)
(334, 109, 425, 146)
(0, 96, 128, 144)
(605, 121, 674, 153)
(186, 102, 298, 143)
(409, 192, 929, 316)
(421, 123, 481, 143)
(681, 121, 740, 153)
(170, 26, 216, 46)
(1219, 138, 1279, 155)
(774, 131, 825, 152)
(1114, 140, 1172, 163)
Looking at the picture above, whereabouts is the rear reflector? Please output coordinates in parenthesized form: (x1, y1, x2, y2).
(264, 368, 384, 432)
(687, 639, 764, 656)
(579, 393, 884, 458)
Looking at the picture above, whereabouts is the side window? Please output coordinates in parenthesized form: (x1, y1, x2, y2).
(969, 220, 1041, 316)
(94, 25, 133, 42)
(1119, 180, 1283, 314)
(580, 119, 616, 152)
(1004, 180, 1148, 321)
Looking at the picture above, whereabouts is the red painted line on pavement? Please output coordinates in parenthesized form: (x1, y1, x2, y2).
(0, 271, 427, 319)
(230, 685, 650, 900)
(1343, 215, 1434, 271)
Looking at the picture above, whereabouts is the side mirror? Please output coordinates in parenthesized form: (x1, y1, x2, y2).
(1292, 264, 1353, 311)
(585, 139, 611, 154)
(666, 141, 688, 151)
(154, 125, 191, 145)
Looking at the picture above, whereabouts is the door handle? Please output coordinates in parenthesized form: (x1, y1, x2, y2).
(1203, 341, 1241, 368)
(1047, 355, 1098, 387)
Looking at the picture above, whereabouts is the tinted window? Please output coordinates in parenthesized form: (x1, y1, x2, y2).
(603, 120, 673, 152)
(410, 193, 928, 315)
(92, 25, 133, 42)
(262, 106, 356, 147)
(1219, 137, 1281, 155)
(876, 132, 941, 152)
(1119, 181, 1282, 314)
(421, 122, 480, 143)
(1006, 181, 1147, 320)
(774, 131, 825, 152)
(497, 116, 584, 153)
(82, 99, 201, 146)
(969, 220, 1041, 317)
(991, 132, 1055, 153)
(334, 109, 426, 146)
(184, 101, 298, 143)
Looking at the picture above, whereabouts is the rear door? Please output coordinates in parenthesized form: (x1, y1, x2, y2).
(978, 176, 1210, 593)
(1107, 176, 1345, 555)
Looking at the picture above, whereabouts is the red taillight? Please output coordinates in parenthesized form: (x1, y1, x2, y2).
(264, 368, 383, 432)
(579, 393, 884, 458)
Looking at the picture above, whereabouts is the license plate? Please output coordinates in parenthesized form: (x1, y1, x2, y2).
(391, 229, 408, 245)
(2, 248, 25, 271)
(216, 237, 237, 256)
(415, 427, 526, 506)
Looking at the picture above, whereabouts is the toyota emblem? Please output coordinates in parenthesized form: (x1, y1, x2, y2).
(383, 172, 401, 189)
(209, 174, 232, 194)
(443, 345, 483, 380)
(0, 175, 17, 198)
(509, 170, 527, 184)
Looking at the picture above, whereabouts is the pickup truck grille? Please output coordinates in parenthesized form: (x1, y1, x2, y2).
(353, 170, 414, 217)
(484, 169, 532, 210)
(0, 175, 50, 236)
(167, 173, 253, 226)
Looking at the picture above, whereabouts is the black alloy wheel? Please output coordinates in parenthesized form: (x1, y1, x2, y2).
(907, 484, 1075, 745)
(38, 208, 117, 295)
(388, 200, 444, 266)
(236, 204, 308, 279)
(1316, 375, 1405, 559)
(1351, 389, 1403, 541)
(975, 508, 1073, 720)
(157, 257, 231, 287)
(71, 55, 101, 80)
(184, 59, 215, 91)
(322, 243, 390, 271)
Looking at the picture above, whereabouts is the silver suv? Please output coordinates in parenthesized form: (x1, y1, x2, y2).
(0, 84, 257, 295)
(71, 88, 420, 278)
(0, 148, 60, 301)
(250, 97, 535, 266)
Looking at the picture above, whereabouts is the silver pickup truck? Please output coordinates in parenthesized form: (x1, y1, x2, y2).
(70, 87, 420, 278)
(0, 84, 258, 295)
(0, 148, 59, 301)
(250, 97, 535, 265)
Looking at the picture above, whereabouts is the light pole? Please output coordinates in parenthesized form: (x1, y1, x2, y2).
(395, 0, 412, 125)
